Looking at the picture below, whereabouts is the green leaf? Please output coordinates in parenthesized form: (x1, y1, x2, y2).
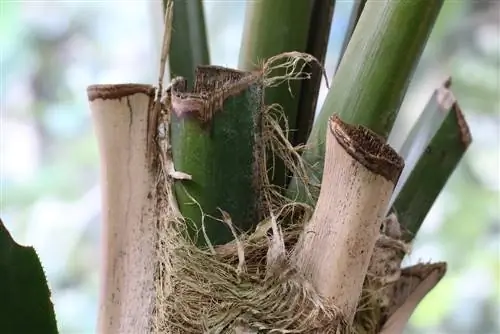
(170, 66, 263, 246)
(0, 219, 58, 334)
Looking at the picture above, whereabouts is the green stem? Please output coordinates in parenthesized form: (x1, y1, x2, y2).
(392, 97, 472, 242)
(289, 0, 444, 204)
(390, 79, 452, 203)
(336, 0, 367, 72)
(294, 0, 336, 148)
(167, 0, 210, 87)
(238, 0, 313, 189)
(170, 66, 263, 246)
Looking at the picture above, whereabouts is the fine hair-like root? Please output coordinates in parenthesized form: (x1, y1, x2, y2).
(151, 51, 410, 333)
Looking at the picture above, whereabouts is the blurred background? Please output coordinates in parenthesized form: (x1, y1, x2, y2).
(1, 0, 498, 333)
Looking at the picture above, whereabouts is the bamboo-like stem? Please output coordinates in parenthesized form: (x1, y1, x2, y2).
(166, 0, 210, 87)
(238, 0, 313, 189)
(389, 79, 453, 206)
(392, 97, 471, 242)
(336, 0, 367, 72)
(0, 219, 58, 334)
(170, 66, 263, 246)
(293, 115, 404, 322)
(289, 0, 444, 205)
(293, 0, 336, 148)
(88, 84, 157, 334)
(321, 0, 444, 138)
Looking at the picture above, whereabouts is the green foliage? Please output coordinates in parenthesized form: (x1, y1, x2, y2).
(0, 220, 58, 334)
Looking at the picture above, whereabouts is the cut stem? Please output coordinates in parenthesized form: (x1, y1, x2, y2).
(293, 115, 404, 323)
(170, 66, 264, 246)
(389, 79, 454, 208)
(392, 97, 472, 242)
(380, 263, 447, 334)
(88, 84, 158, 333)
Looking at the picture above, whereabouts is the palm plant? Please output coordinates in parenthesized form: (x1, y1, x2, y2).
(0, 0, 472, 333)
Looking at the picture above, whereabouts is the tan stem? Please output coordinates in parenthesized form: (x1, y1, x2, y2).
(294, 115, 403, 323)
(88, 84, 157, 334)
(379, 262, 447, 334)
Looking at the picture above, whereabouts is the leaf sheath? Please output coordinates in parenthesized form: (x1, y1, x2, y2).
(170, 66, 264, 246)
